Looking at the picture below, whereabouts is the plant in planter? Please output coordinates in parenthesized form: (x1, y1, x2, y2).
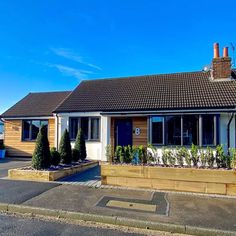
(175, 147, 184, 167)
(205, 146, 214, 168)
(138, 145, 147, 164)
(105, 144, 114, 164)
(190, 144, 199, 167)
(115, 146, 123, 163)
(199, 149, 207, 168)
(73, 129, 87, 162)
(124, 145, 132, 164)
(147, 144, 159, 164)
(215, 145, 225, 168)
(230, 148, 236, 169)
(167, 149, 175, 166)
(59, 129, 72, 164)
(50, 147, 61, 166)
(0, 142, 6, 159)
(132, 145, 140, 164)
(181, 147, 191, 167)
(32, 125, 51, 170)
(161, 148, 169, 166)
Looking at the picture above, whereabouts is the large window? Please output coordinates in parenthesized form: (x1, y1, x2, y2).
(22, 120, 48, 141)
(202, 115, 215, 146)
(151, 117, 164, 145)
(166, 116, 181, 145)
(150, 114, 218, 146)
(183, 115, 199, 145)
(69, 117, 100, 141)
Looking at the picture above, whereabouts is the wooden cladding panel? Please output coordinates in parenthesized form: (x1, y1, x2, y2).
(132, 117, 148, 146)
(4, 118, 55, 157)
(110, 116, 148, 147)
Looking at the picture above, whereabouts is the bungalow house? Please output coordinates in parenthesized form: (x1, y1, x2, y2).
(0, 91, 71, 156)
(1, 43, 236, 160)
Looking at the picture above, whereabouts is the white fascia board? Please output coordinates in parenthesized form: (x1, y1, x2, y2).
(54, 112, 102, 117)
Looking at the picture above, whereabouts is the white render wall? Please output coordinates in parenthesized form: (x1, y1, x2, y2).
(57, 112, 109, 161)
(220, 113, 235, 152)
(56, 112, 236, 161)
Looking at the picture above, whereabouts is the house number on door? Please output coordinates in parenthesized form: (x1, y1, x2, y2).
(135, 128, 141, 136)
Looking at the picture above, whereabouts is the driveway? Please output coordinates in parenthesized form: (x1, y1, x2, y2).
(57, 165, 101, 187)
(0, 158, 31, 178)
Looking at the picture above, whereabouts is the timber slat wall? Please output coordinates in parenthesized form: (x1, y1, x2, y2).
(110, 117, 148, 147)
(101, 164, 236, 196)
(4, 119, 55, 157)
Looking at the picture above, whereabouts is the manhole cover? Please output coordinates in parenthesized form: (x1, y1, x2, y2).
(96, 192, 169, 215)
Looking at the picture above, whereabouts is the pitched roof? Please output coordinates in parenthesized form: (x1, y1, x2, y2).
(1, 91, 71, 118)
(55, 70, 236, 113)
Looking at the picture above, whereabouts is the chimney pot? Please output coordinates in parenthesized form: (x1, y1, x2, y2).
(223, 47, 229, 57)
(214, 42, 220, 58)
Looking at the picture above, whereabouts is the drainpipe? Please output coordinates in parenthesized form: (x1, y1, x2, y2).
(56, 114, 59, 150)
(227, 112, 234, 155)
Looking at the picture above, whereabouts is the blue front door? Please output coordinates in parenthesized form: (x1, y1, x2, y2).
(115, 119, 133, 147)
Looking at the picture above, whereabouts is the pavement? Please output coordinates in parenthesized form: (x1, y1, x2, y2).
(1, 158, 236, 235)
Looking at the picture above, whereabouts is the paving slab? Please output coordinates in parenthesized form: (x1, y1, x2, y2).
(22, 184, 236, 232)
(0, 179, 59, 204)
(57, 165, 101, 187)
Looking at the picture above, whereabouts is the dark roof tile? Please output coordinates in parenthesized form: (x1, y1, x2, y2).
(1, 91, 71, 118)
(55, 71, 236, 113)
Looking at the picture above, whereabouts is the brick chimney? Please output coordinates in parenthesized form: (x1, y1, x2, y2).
(211, 43, 232, 80)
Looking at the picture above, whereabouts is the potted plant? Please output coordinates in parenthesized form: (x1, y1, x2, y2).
(0, 142, 6, 159)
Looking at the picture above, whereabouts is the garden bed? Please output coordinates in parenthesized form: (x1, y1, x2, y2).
(8, 160, 99, 182)
(101, 163, 236, 196)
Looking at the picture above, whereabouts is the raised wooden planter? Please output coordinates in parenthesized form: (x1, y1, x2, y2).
(101, 164, 236, 196)
(8, 161, 99, 182)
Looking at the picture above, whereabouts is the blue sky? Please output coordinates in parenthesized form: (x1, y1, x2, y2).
(0, 0, 235, 114)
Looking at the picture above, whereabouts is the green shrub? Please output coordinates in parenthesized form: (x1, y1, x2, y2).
(124, 145, 133, 163)
(167, 149, 175, 166)
(74, 129, 87, 161)
(175, 147, 184, 167)
(32, 125, 51, 170)
(138, 145, 147, 164)
(205, 147, 214, 168)
(105, 144, 114, 163)
(50, 147, 61, 166)
(72, 148, 80, 162)
(161, 148, 169, 166)
(115, 146, 123, 163)
(59, 129, 72, 164)
(190, 144, 199, 167)
(181, 147, 191, 167)
(147, 144, 159, 164)
(199, 149, 207, 168)
(215, 145, 225, 168)
(230, 148, 236, 169)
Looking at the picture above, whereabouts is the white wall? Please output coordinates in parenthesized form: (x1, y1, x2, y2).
(220, 113, 235, 152)
(57, 112, 109, 161)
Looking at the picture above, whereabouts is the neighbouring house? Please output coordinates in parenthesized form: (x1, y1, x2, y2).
(0, 91, 71, 156)
(1, 43, 236, 160)
(0, 121, 4, 140)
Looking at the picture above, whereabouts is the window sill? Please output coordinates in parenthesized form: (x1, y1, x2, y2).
(21, 140, 36, 142)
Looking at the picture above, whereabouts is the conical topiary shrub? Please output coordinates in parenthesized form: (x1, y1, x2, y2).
(32, 125, 51, 170)
(59, 129, 72, 164)
(74, 129, 87, 161)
